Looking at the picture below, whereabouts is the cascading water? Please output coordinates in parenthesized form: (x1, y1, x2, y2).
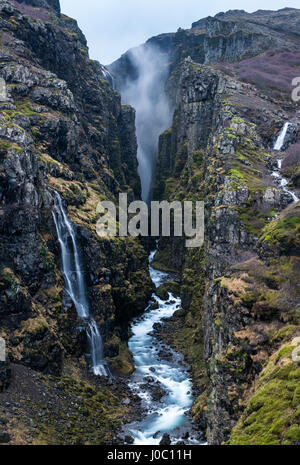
(101, 65, 115, 89)
(52, 191, 108, 377)
(273, 122, 290, 151)
(272, 123, 299, 203)
(122, 251, 203, 445)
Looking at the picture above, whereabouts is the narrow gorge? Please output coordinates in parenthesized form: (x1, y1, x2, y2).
(0, 0, 299, 447)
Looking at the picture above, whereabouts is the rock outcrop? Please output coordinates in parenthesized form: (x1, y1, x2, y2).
(17, 0, 61, 15)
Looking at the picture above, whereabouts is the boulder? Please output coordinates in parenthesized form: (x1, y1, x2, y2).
(0, 360, 11, 392)
(0, 431, 10, 444)
(159, 433, 171, 445)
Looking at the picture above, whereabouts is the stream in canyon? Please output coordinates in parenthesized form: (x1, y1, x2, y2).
(113, 49, 202, 444)
(123, 251, 202, 445)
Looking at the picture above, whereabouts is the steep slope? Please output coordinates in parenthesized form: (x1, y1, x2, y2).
(0, 0, 153, 445)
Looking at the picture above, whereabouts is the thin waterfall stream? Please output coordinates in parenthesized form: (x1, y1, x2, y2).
(52, 191, 108, 377)
(272, 123, 299, 203)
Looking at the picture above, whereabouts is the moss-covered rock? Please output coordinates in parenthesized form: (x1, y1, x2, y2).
(230, 339, 300, 445)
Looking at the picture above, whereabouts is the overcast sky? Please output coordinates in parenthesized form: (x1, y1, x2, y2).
(60, 0, 300, 65)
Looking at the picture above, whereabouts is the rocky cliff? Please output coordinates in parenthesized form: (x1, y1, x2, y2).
(113, 8, 300, 445)
(0, 0, 153, 444)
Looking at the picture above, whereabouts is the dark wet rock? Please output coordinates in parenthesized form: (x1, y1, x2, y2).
(160, 433, 171, 445)
(0, 360, 11, 392)
(157, 349, 173, 362)
(155, 285, 169, 300)
(149, 301, 159, 310)
(20, 0, 61, 15)
(124, 435, 134, 444)
(152, 323, 162, 332)
(0, 431, 10, 443)
(140, 379, 167, 402)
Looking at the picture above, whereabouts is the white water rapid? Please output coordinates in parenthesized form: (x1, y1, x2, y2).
(272, 124, 299, 203)
(123, 251, 203, 445)
(52, 192, 108, 377)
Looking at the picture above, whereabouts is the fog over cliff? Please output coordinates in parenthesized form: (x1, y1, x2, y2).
(118, 45, 172, 203)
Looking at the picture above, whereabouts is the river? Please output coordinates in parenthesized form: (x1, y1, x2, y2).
(123, 251, 203, 445)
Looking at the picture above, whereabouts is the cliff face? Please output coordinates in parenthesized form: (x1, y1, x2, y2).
(0, 0, 153, 444)
(110, 8, 300, 90)
(122, 9, 300, 445)
(17, 0, 61, 14)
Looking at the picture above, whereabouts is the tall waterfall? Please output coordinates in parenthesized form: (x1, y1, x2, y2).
(274, 122, 290, 151)
(52, 192, 108, 376)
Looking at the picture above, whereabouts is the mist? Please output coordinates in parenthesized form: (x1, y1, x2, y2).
(119, 45, 172, 204)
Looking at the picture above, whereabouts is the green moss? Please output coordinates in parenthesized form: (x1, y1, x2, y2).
(230, 341, 300, 445)
(284, 425, 300, 444)
(22, 318, 49, 336)
(229, 168, 246, 183)
(14, 100, 37, 117)
(193, 150, 203, 166)
(0, 139, 23, 154)
(271, 325, 298, 343)
(259, 204, 300, 253)
(108, 341, 134, 376)
(226, 133, 237, 140)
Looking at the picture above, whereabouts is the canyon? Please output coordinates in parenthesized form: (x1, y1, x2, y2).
(0, 0, 299, 446)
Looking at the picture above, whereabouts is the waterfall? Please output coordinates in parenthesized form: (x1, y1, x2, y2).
(271, 123, 299, 203)
(274, 122, 290, 151)
(117, 45, 172, 204)
(272, 159, 299, 203)
(52, 192, 108, 377)
(101, 65, 115, 89)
